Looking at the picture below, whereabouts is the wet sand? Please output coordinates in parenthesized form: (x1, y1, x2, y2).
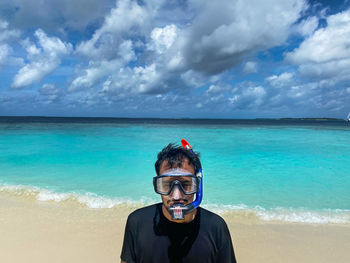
(1, 192, 349, 263)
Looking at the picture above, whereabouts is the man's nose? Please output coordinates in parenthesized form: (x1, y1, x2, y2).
(170, 184, 183, 200)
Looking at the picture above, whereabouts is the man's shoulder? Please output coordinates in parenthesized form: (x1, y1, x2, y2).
(199, 206, 228, 227)
(129, 203, 160, 215)
(199, 206, 232, 245)
(127, 203, 160, 223)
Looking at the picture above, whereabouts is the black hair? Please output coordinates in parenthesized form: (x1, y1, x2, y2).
(155, 143, 201, 175)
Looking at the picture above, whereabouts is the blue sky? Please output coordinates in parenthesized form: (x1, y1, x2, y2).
(0, 0, 350, 118)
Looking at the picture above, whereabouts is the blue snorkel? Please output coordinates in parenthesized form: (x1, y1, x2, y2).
(181, 139, 203, 209)
(167, 139, 203, 220)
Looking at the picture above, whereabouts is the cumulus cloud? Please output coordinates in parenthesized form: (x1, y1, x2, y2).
(182, 0, 307, 74)
(71, 0, 193, 95)
(285, 9, 350, 82)
(279, 8, 350, 116)
(12, 29, 72, 88)
(226, 83, 267, 111)
(243, 61, 258, 74)
(70, 40, 135, 91)
(287, 85, 308, 98)
(0, 20, 20, 42)
(76, 0, 153, 59)
(265, 72, 295, 88)
(148, 24, 178, 54)
(293, 16, 319, 37)
(0, 20, 22, 67)
(71, 0, 309, 95)
(179, 70, 207, 89)
(205, 84, 224, 94)
(101, 63, 182, 95)
(71, 0, 164, 92)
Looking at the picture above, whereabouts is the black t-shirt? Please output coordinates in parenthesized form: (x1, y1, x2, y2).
(121, 203, 237, 263)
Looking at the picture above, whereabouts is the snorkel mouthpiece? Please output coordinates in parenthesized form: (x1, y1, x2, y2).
(169, 203, 196, 220)
(169, 203, 186, 220)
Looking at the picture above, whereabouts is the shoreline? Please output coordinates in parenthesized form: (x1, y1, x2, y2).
(1, 184, 349, 225)
(1, 192, 350, 263)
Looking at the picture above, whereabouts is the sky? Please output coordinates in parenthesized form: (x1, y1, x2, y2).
(0, 0, 350, 118)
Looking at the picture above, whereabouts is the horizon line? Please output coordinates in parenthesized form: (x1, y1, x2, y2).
(0, 115, 346, 121)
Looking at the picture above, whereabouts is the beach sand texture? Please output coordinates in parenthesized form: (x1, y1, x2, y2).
(1, 192, 349, 263)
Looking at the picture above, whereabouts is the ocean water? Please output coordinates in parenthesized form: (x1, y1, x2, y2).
(1, 117, 350, 224)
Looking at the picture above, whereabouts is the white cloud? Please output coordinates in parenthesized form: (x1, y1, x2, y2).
(101, 63, 162, 94)
(133, 64, 161, 93)
(71, 0, 308, 97)
(70, 59, 123, 91)
(209, 94, 225, 103)
(228, 95, 239, 104)
(227, 82, 267, 109)
(205, 84, 232, 96)
(243, 85, 266, 98)
(183, 0, 307, 74)
(206, 85, 222, 94)
(294, 16, 319, 37)
(0, 44, 23, 68)
(287, 85, 305, 98)
(286, 10, 350, 63)
(265, 72, 295, 88)
(70, 40, 135, 91)
(285, 9, 350, 82)
(180, 70, 206, 88)
(243, 61, 257, 74)
(12, 29, 72, 88)
(71, 0, 164, 92)
(0, 20, 20, 42)
(147, 24, 185, 72)
(76, 0, 152, 59)
(149, 24, 178, 54)
(0, 20, 22, 67)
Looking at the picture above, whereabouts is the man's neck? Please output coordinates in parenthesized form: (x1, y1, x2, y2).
(162, 204, 197, 223)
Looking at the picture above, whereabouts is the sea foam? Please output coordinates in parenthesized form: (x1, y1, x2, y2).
(0, 183, 155, 209)
(1, 183, 349, 224)
(255, 207, 350, 224)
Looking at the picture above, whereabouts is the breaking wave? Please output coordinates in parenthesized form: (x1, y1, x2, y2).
(1, 183, 349, 224)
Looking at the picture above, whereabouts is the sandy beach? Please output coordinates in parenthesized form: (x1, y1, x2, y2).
(1, 191, 349, 263)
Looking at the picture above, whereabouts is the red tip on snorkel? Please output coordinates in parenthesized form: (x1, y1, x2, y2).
(181, 139, 192, 150)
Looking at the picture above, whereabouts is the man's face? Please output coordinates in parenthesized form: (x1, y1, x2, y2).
(159, 159, 195, 211)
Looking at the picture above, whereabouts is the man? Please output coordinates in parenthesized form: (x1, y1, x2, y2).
(121, 139, 237, 263)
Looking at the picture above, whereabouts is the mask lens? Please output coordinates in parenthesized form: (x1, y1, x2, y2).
(154, 176, 199, 195)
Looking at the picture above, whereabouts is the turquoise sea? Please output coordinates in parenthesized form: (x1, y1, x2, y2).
(1, 117, 350, 224)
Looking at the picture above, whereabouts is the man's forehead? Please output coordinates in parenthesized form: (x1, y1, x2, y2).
(159, 158, 194, 173)
(160, 167, 194, 175)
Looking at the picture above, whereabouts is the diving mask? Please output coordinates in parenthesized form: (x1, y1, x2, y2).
(153, 168, 200, 195)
